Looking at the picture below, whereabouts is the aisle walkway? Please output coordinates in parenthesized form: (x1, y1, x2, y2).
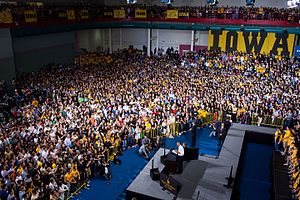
(238, 143, 273, 200)
(74, 148, 154, 200)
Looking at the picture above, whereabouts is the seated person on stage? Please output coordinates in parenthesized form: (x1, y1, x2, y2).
(142, 136, 152, 150)
(139, 143, 150, 160)
(172, 142, 185, 174)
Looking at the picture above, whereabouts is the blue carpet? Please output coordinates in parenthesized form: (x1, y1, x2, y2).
(73, 148, 155, 200)
(165, 126, 219, 157)
(238, 143, 273, 200)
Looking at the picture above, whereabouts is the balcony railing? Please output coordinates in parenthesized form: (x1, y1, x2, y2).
(0, 6, 299, 29)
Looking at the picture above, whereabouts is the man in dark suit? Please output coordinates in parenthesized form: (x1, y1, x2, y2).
(190, 121, 197, 148)
(224, 117, 232, 134)
(218, 123, 226, 146)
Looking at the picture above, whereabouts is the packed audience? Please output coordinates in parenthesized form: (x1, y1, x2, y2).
(275, 123, 300, 198)
(0, 3, 299, 24)
(0, 47, 299, 200)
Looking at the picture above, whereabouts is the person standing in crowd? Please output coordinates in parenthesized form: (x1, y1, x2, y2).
(218, 123, 226, 146)
(274, 128, 282, 152)
(190, 121, 197, 148)
(209, 122, 217, 137)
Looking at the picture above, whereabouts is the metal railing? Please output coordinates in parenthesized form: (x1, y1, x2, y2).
(251, 115, 284, 128)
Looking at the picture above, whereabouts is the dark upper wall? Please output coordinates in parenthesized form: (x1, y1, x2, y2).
(0, 29, 15, 84)
(13, 31, 77, 74)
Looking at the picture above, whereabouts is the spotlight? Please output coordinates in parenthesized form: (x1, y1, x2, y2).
(161, 0, 174, 4)
(127, 0, 137, 4)
(287, 0, 299, 8)
(246, 0, 255, 6)
(207, 0, 219, 6)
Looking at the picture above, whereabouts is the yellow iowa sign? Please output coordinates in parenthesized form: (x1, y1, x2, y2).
(208, 30, 295, 56)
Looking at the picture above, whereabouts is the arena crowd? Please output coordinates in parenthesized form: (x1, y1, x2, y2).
(0, 3, 299, 24)
(0, 47, 299, 199)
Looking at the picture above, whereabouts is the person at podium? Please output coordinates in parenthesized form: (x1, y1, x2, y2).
(172, 142, 185, 174)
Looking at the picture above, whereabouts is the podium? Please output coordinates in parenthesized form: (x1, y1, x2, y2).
(158, 147, 199, 195)
(166, 152, 177, 175)
(160, 150, 177, 174)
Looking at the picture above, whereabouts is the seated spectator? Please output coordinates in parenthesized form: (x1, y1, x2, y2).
(139, 143, 150, 160)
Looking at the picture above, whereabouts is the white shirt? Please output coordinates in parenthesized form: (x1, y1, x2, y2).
(178, 145, 184, 156)
(64, 137, 71, 147)
(172, 145, 184, 156)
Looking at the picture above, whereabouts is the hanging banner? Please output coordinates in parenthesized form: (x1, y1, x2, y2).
(135, 9, 147, 18)
(0, 11, 13, 23)
(67, 10, 75, 20)
(27, 2, 44, 7)
(208, 30, 295, 57)
(178, 12, 189, 18)
(114, 9, 126, 18)
(80, 10, 89, 20)
(166, 10, 178, 19)
(103, 11, 113, 18)
(24, 10, 37, 23)
(57, 10, 67, 19)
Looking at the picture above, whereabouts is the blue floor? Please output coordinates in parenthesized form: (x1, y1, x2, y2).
(165, 126, 220, 157)
(74, 148, 155, 200)
(238, 143, 273, 200)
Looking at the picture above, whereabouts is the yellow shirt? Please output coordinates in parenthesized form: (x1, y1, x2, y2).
(32, 100, 38, 107)
(198, 110, 208, 118)
(36, 146, 41, 153)
(274, 130, 279, 140)
(71, 169, 80, 178)
(283, 130, 291, 142)
(37, 161, 43, 168)
(64, 173, 73, 182)
(52, 163, 57, 169)
(145, 122, 151, 132)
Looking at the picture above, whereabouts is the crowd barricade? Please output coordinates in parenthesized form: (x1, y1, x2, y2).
(108, 146, 119, 161)
(149, 127, 160, 139)
(251, 114, 284, 128)
(67, 182, 87, 200)
(135, 122, 184, 140)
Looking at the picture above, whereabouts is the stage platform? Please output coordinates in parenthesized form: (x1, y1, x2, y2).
(126, 123, 276, 200)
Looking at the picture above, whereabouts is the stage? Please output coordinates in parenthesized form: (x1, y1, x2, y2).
(126, 123, 276, 200)
(126, 148, 208, 200)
